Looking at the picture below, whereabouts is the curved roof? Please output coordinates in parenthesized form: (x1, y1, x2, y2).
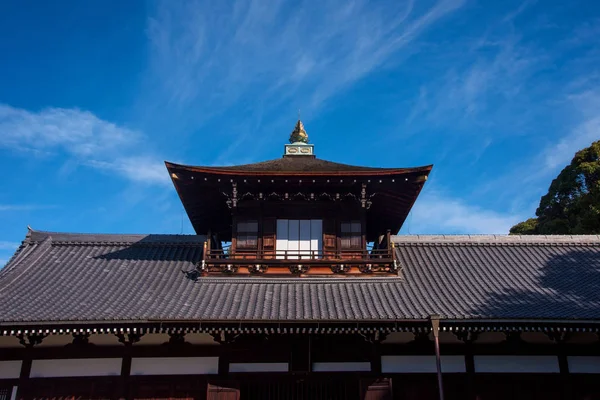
(165, 158, 432, 238)
(165, 158, 432, 176)
(1, 231, 599, 325)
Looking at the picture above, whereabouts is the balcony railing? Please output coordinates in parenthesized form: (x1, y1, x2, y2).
(201, 245, 397, 275)
(206, 247, 393, 260)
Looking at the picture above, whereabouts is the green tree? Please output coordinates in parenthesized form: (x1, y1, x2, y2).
(510, 140, 600, 235)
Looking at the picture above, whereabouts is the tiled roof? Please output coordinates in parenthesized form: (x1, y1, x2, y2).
(0, 231, 599, 325)
(166, 158, 432, 175)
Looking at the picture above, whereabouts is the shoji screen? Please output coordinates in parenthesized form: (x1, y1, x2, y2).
(276, 219, 322, 259)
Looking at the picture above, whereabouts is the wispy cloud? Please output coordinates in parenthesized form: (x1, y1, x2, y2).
(406, 191, 524, 234)
(544, 90, 600, 171)
(407, 33, 545, 133)
(0, 104, 170, 186)
(85, 156, 170, 185)
(0, 204, 56, 212)
(145, 0, 465, 134)
(0, 241, 19, 251)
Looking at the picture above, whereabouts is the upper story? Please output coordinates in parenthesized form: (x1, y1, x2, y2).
(166, 120, 432, 276)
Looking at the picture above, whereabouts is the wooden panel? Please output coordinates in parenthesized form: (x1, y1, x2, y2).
(323, 218, 336, 258)
(262, 218, 276, 259)
(207, 383, 240, 400)
(361, 378, 392, 400)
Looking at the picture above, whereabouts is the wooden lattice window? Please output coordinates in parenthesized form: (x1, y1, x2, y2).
(341, 221, 362, 249)
(236, 220, 258, 249)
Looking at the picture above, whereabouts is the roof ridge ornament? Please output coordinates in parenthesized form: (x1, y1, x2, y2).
(289, 119, 309, 144)
(284, 119, 314, 157)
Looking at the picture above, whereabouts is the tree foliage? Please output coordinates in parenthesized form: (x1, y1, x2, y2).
(510, 140, 600, 235)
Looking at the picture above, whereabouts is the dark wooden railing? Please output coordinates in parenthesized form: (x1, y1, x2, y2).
(205, 247, 393, 261)
(201, 244, 397, 275)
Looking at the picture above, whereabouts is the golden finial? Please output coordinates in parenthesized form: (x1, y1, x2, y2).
(289, 119, 309, 144)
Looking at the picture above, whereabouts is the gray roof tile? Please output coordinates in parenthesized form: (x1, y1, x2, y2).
(0, 231, 599, 324)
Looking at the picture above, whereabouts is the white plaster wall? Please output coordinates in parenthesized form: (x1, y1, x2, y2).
(130, 357, 218, 375)
(88, 334, 122, 346)
(568, 356, 600, 373)
(30, 358, 122, 378)
(567, 333, 599, 344)
(381, 332, 414, 344)
(312, 362, 371, 372)
(135, 333, 170, 346)
(0, 360, 22, 379)
(439, 332, 463, 344)
(37, 335, 73, 347)
(0, 337, 21, 348)
(474, 332, 506, 344)
(474, 356, 559, 373)
(520, 332, 554, 344)
(381, 355, 465, 373)
(185, 333, 219, 346)
(229, 363, 288, 373)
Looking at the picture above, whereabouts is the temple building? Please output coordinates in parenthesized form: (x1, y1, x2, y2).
(0, 121, 599, 400)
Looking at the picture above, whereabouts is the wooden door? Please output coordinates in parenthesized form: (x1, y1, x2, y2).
(262, 218, 276, 259)
(323, 218, 337, 259)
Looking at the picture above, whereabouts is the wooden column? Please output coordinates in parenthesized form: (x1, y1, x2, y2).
(551, 332, 571, 400)
(120, 348, 132, 400)
(462, 333, 477, 400)
(116, 333, 141, 400)
(16, 351, 32, 400)
(370, 332, 383, 375)
(15, 334, 43, 399)
(289, 335, 310, 373)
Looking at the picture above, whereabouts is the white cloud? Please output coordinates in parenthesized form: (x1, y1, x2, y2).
(406, 191, 524, 234)
(0, 104, 168, 185)
(544, 90, 600, 171)
(408, 33, 544, 131)
(0, 204, 55, 212)
(85, 157, 171, 186)
(0, 241, 19, 251)
(0, 105, 138, 157)
(147, 0, 465, 113)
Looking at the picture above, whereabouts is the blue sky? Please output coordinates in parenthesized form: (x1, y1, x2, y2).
(1, 0, 600, 265)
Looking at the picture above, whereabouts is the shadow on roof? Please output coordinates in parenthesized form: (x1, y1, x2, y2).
(472, 248, 600, 319)
(93, 235, 204, 262)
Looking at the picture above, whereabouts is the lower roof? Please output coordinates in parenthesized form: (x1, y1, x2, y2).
(0, 230, 599, 326)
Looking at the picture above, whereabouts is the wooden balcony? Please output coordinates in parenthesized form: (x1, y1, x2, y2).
(200, 246, 399, 276)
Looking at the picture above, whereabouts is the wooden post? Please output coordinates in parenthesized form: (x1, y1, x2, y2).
(430, 315, 445, 400)
(16, 351, 32, 399)
(120, 347, 132, 400)
(386, 229, 391, 256)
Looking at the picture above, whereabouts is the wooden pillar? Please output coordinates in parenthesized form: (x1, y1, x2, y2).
(455, 331, 477, 400)
(464, 341, 476, 400)
(370, 334, 382, 375)
(16, 351, 32, 400)
(430, 316, 444, 400)
(290, 335, 310, 373)
(116, 333, 141, 400)
(553, 333, 571, 400)
(120, 347, 132, 400)
(15, 334, 44, 400)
